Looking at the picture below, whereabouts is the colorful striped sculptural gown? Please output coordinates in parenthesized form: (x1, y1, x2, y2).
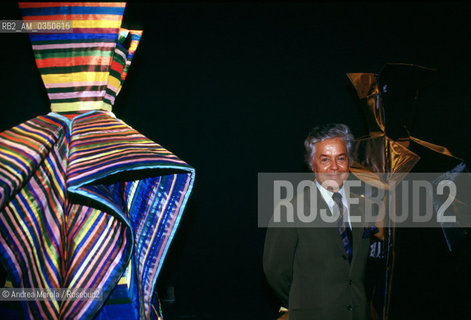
(0, 3, 195, 319)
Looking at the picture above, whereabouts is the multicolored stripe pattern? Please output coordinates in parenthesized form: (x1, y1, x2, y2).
(19, 2, 138, 113)
(0, 115, 69, 319)
(0, 3, 195, 320)
(66, 110, 194, 319)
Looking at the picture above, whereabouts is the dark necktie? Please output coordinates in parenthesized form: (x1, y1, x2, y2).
(332, 192, 353, 264)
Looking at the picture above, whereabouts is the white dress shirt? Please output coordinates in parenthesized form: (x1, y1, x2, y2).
(315, 180, 352, 230)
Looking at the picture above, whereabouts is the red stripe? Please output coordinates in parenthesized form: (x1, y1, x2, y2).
(35, 56, 112, 68)
(1, 131, 42, 151)
(18, 2, 126, 9)
(110, 60, 124, 73)
(22, 14, 122, 21)
(70, 28, 120, 34)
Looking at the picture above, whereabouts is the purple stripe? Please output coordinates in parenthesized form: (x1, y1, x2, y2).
(45, 81, 107, 88)
(48, 91, 105, 100)
(32, 42, 116, 50)
(103, 93, 115, 104)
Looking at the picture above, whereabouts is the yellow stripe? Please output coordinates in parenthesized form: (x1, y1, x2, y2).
(21, 179, 61, 273)
(108, 75, 121, 91)
(0, 149, 34, 177)
(71, 149, 120, 164)
(129, 41, 138, 53)
(69, 213, 113, 287)
(51, 101, 112, 112)
(10, 126, 49, 147)
(126, 182, 139, 210)
(41, 155, 66, 221)
(117, 260, 132, 286)
(71, 209, 100, 252)
(10, 198, 60, 310)
(142, 176, 177, 276)
(4, 280, 13, 288)
(71, 20, 122, 29)
(42, 71, 109, 84)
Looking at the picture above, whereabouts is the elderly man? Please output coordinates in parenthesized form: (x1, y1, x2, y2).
(263, 123, 383, 320)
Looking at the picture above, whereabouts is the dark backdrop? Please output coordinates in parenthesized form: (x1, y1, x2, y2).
(1, 2, 471, 320)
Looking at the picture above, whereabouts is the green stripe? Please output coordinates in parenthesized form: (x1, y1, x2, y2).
(24, 174, 61, 257)
(105, 88, 116, 96)
(34, 47, 112, 55)
(40, 65, 109, 75)
(111, 52, 126, 65)
(51, 97, 103, 103)
(34, 49, 113, 59)
(48, 85, 107, 93)
(31, 39, 115, 45)
(1, 131, 45, 158)
(109, 69, 123, 82)
(0, 151, 29, 174)
(67, 205, 86, 232)
(3, 202, 47, 291)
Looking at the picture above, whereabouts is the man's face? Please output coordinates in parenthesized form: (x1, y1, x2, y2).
(311, 137, 350, 191)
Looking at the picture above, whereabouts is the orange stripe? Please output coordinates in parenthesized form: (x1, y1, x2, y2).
(22, 14, 122, 21)
(36, 56, 112, 68)
(110, 60, 124, 73)
(1, 131, 42, 151)
(18, 2, 126, 9)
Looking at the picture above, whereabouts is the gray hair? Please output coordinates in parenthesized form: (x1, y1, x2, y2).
(304, 123, 354, 169)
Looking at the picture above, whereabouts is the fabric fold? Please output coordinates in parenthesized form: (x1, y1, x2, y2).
(0, 2, 195, 319)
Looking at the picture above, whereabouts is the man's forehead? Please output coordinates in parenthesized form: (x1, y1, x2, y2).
(315, 137, 347, 149)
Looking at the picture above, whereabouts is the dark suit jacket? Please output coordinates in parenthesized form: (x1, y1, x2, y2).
(263, 183, 372, 320)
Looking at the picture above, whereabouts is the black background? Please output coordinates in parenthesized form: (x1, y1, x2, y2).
(1, 1, 471, 319)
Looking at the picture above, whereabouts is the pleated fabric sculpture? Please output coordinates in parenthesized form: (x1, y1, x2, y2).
(0, 3, 195, 320)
